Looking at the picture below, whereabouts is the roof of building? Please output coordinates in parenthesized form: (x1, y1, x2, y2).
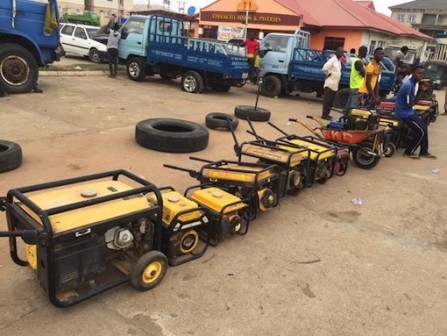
(389, 0, 447, 10)
(353, 0, 376, 10)
(275, 0, 431, 39)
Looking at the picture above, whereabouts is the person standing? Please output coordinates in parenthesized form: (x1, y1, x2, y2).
(396, 65, 436, 159)
(359, 47, 384, 109)
(345, 46, 367, 109)
(107, 23, 121, 78)
(242, 35, 260, 83)
(321, 47, 344, 120)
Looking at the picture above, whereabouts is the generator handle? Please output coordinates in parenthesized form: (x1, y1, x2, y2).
(228, 118, 241, 156)
(189, 157, 213, 164)
(267, 121, 289, 136)
(163, 164, 199, 179)
(0, 230, 38, 244)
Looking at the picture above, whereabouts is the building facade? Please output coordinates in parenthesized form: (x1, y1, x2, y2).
(198, 0, 430, 56)
(390, 0, 447, 60)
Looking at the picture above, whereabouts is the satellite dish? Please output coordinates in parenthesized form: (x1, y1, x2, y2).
(187, 6, 196, 16)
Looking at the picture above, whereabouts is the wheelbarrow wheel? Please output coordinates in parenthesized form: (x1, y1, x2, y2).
(352, 145, 381, 169)
(384, 142, 396, 158)
(131, 251, 168, 291)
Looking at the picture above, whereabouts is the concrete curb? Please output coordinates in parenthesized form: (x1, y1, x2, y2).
(40, 70, 126, 77)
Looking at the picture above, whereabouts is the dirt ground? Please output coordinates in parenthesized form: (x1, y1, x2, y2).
(0, 66, 446, 336)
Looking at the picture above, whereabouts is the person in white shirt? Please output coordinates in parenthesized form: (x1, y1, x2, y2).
(321, 47, 344, 120)
(107, 23, 121, 78)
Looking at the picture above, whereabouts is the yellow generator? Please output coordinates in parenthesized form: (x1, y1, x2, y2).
(148, 187, 210, 266)
(164, 158, 280, 219)
(276, 135, 350, 184)
(344, 109, 381, 131)
(185, 186, 249, 245)
(1, 170, 174, 307)
(237, 141, 308, 197)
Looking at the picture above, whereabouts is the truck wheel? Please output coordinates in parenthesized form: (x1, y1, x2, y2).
(127, 57, 146, 81)
(234, 105, 271, 122)
(205, 112, 239, 130)
(0, 140, 23, 173)
(333, 88, 351, 108)
(261, 75, 282, 97)
(0, 44, 38, 94)
(181, 71, 204, 93)
(130, 251, 168, 291)
(88, 48, 101, 63)
(136, 118, 209, 153)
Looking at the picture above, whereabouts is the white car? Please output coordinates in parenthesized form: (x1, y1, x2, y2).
(59, 23, 107, 63)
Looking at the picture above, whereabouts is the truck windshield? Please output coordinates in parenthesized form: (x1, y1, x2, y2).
(123, 17, 146, 35)
(260, 36, 289, 53)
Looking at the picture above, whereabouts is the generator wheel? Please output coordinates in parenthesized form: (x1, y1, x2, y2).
(384, 142, 396, 158)
(205, 112, 239, 131)
(0, 140, 22, 173)
(131, 251, 168, 291)
(352, 145, 381, 169)
(234, 105, 271, 122)
(136, 118, 209, 153)
(180, 230, 199, 254)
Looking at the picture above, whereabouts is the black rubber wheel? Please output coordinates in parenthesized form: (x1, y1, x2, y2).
(127, 57, 146, 81)
(384, 142, 396, 158)
(352, 145, 381, 169)
(261, 75, 282, 97)
(0, 140, 23, 173)
(136, 118, 209, 153)
(130, 251, 168, 291)
(88, 48, 101, 63)
(333, 88, 351, 108)
(0, 44, 38, 94)
(234, 105, 271, 122)
(181, 71, 204, 93)
(205, 113, 239, 131)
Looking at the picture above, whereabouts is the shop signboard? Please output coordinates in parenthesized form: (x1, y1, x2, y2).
(218, 26, 244, 41)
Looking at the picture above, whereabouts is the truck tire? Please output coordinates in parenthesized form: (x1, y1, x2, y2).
(127, 57, 146, 81)
(0, 140, 23, 173)
(88, 48, 101, 63)
(333, 88, 351, 108)
(205, 113, 239, 131)
(136, 118, 209, 153)
(235, 106, 271, 122)
(181, 71, 204, 93)
(0, 44, 38, 94)
(261, 75, 282, 97)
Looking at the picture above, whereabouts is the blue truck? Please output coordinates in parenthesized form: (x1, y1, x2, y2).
(0, 0, 61, 93)
(118, 15, 251, 93)
(258, 31, 396, 106)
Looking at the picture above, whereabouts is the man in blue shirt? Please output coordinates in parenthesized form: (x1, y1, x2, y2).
(395, 65, 436, 159)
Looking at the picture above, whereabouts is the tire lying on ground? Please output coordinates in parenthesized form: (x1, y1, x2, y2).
(234, 105, 271, 122)
(205, 113, 239, 131)
(136, 118, 209, 153)
(0, 140, 23, 173)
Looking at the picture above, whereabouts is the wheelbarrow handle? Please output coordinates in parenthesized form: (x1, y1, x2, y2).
(288, 118, 297, 122)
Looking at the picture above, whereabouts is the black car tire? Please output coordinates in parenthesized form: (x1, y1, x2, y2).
(261, 75, 282, 97)
(234, 105, 271, 122)
(0, 44, 38, 94)
(136, 118, 209, 153)
(0, 140, 23, 173)
(88, 48, 101, 63)
(127, 57, 146, 81)
(205, 113, 239, 131)
(181, 71, 204, 93)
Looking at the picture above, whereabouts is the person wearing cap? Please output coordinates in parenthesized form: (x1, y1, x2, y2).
(395, 65, 437, 159)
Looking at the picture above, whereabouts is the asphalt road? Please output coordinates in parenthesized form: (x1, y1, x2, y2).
(0, 72, 446, 336)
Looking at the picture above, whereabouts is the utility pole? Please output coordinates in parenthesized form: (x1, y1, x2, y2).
(243, 0, 249, 40)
